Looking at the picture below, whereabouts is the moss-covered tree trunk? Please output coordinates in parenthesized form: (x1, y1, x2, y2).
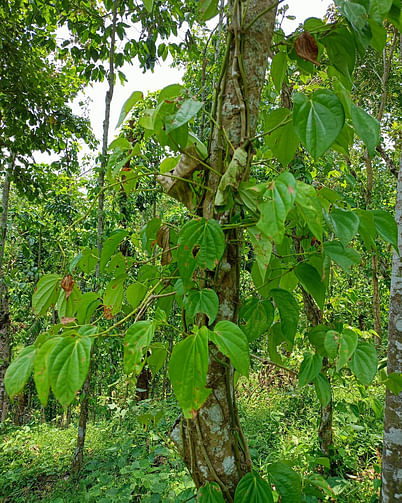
(170, 1, 277, 499)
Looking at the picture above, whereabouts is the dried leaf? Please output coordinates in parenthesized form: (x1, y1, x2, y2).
(157, 145, 202, 210)
(295, 32, 319, 65)
(156, 225, 173, 266)
(61, 275, 74, 299)
(103, 305, 114, 320)
(61, 317, 76, 325)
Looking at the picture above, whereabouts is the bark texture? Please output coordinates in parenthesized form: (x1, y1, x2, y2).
(170, 1, 277, 499)
(381, 153, 402, 502)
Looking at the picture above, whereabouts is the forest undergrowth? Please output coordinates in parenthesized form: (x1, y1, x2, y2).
(0, 368, 384, 503)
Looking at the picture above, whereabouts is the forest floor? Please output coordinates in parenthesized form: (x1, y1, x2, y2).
(0, 369, 384, 502)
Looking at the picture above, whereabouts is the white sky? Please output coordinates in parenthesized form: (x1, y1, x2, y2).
(37, 0, 332, 164)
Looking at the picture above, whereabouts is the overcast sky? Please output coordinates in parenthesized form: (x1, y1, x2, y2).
(37, 0, 332, 164)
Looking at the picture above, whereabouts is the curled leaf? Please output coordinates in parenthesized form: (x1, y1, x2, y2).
(61, 275, 74, 300)
(295, 32, 319, 65)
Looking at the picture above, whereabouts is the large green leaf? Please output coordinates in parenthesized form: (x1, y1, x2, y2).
(336, 328, 358, 371)
(116, 90, 143, 128)
(248, 226, 273, 280)
(184, 288, 219, 324)
(271, 52, 287, 93)
(199, 0, 219, 21)
(323, 241, 360, 270)
(209, 321, 250, 377)
(356, 209, 376, 250)
(48, 335, 92, 406)
(240, 298, 274, 342)
(256, 172, 296, 242)
(350, 341, 378, 385)
(100, 230, 129, 273)
(103, 274, 127, 315)
(293, 89, 345, 159)
(336, 0, 371, 48)
(165, 99, 203, 133)
(32, 274, 61, 316)
(198, 482, 225, 502)
(299, 352, 323, 388)
(351, 103, 380, 158)
(295, 182, 323, 240)
(271, 289, 299, 345)
(76, 292, 101, 324)
(264, 108, 299, 167)
(267, 462, 301, 503)
(126, 282, 148, 309)
(168, 327, 211, 418)
(372, 210, 398, 250)
(124, 321, 156, 374)
(313, 373, 331, 407)
(234, 470, 273, 503)
(177, 219, 225, 285)
(322, 27, 356, 81)
(5, 346, 36, 399)
(329, 208, 360, 245)
(147, 343, 168, 375)
(77, 247, 98, 274)
(33, 338, 60, 406)
(295, 263, 326, 310)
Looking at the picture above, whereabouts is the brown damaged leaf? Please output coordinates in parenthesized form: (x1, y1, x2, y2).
(156, 225, 173, 266)
(61, 275, 74, 299)
(157, 145, 202, 211)
(61, 317, 76, 325)
(295, 32, 319, 65)
(103, 305, 114, 320)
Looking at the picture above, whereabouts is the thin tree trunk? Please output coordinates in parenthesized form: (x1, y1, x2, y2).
(170, 1, 277, 499)
(0, 158, 13, 422)
(72, 1, 119, 474)
(381, 155, 402, 500)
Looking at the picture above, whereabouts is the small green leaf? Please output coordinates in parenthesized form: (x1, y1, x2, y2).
(271, 289, 299, 346)
(299, 352, 323, 387)
(34, 338, 60, 406)
(103, 274, 127, 315)
(324, 241, 360, 270)
(350, 341, 378, 385)
(372, 210, 398, 250)
(116, 90, 143, 128)
(165, 99, 203, 133)
(5, 346, 36, 399)
(143, 0, 154, 13)
(77, 248, 98, 274)
(147, 343, 168, 375)
(234, 470, 273, 503)
(77, 292, 101, 325)
(329, 208, 360, 245)
(124, 321, 156, 374)
(313, 373, 331, 407)
(168, 327, 211, 418)
(48, 335, 92, 406)
(160, 156, 180, 174)
(210, 321, 250, 377)
(351, 103, 380, 158)
(295, 263, 326, 310)
(100, 230, 129, 273)
(32, 274, 61, 316)
(198, 482, 225, 502)
(336, 328, 358, 371)
(267, 462, 301, 503)
(271, 52, 287, 93)
(240, 298, 274, 342)
(293, 89, 345, 159)
(109, 137, 132, 151)
(126, 282, 147, 309)
(177, 219, 225, 285)
(184, 289, 219, 324)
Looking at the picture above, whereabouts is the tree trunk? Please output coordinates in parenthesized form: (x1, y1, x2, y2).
(170, 1, 277, 499)
(73, 0, 119, 474)
(381, 152, 402, 502)
(0, 160, 13, 423)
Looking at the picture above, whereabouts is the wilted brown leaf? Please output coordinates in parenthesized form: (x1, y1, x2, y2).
(295, 32, 319, 65)
(61, 317, 76, 325)
(103, 305, 114, 320)
(156, 225, 173, 265)
(61, 275, 74, 299)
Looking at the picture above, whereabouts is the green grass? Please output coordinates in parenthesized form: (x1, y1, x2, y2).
(0, 373, 384, 502)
